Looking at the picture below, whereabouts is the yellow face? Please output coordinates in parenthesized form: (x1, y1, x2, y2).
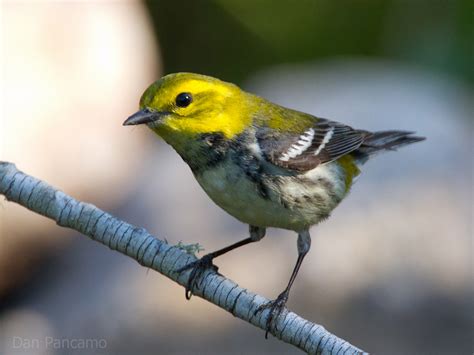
(139, 73, 252, 142)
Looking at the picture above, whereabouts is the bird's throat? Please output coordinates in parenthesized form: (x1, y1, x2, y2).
(151, 126, 230, 173)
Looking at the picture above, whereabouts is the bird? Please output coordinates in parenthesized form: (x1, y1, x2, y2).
(123, 72, 425, 336)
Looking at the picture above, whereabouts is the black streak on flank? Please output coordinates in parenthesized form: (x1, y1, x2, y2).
(233, 149, 270, 200)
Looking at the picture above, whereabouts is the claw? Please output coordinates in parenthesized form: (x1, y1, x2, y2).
(254, 291, 289, 338)
(177, 254, 217, 300)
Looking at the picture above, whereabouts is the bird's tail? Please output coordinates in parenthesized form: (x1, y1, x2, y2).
(354, 130, 425, 163)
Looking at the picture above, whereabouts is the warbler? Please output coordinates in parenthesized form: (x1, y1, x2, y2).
(124, 72, 424, 336)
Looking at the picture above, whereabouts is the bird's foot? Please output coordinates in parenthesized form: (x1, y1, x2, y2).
(254, 290, 289, 338)
(177, 254, 218, 300)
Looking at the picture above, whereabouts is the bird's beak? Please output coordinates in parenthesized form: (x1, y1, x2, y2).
(123, 109, 168, 126)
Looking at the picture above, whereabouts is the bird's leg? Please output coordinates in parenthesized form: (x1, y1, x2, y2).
(256, 230, 311, 338)
(178, 226, 266, 300)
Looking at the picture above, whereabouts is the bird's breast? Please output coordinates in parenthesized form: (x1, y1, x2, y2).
(194, 155, 348, 231)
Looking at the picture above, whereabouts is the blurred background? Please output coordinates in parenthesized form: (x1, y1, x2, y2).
(0, 1, 472, 354)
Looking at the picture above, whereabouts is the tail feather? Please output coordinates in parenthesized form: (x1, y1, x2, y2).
(356, 130, 425, 158)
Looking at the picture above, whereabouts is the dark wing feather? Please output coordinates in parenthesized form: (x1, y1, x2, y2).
(257, 118, 369, 172)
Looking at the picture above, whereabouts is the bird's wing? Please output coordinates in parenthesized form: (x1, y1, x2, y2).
(256, 117, 369, 172)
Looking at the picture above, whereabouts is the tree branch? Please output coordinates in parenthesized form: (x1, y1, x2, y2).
(0, 161, 365, 354)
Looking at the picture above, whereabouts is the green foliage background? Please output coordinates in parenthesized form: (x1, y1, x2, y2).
(146, 0, 472, 85)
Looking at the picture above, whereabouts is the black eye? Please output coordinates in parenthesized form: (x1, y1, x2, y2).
(175, 92, 193, 107)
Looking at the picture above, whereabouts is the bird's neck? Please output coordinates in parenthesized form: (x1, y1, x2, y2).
(154, 127, 231, 174)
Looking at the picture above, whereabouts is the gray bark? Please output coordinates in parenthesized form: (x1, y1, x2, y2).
(0, 161, 365, 354)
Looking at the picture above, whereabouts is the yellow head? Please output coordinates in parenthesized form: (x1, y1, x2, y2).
(124, 73, 253, 152)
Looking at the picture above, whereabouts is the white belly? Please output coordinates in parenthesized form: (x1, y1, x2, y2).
(195, 159, 346, 231)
